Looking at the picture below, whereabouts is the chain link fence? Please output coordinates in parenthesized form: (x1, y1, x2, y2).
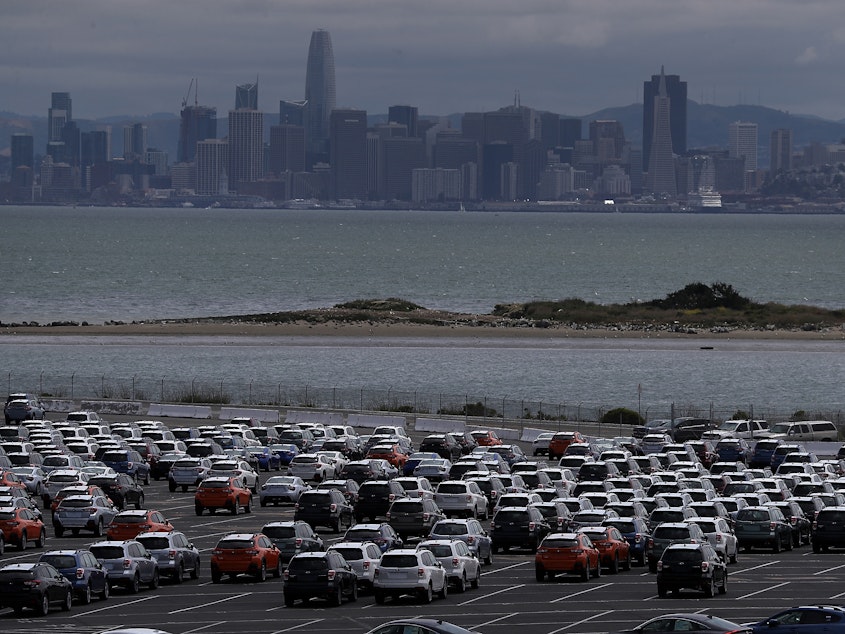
(6, 370, 843, 427)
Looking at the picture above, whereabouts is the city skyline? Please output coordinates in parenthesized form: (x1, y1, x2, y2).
(3, 2, 845, 122)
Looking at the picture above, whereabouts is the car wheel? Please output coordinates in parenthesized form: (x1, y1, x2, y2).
(232, 499, 241, 516)
(181, 484, 188, 493)
(36, 529, 45, 548)
(257, 560, 267, 582)
(729, 548, 738, 564)
(80, 583, 92, 605)
(421, 583, 433, 603)
(438, 578, 448, 600)
(144, 473, 150, 485)
(135, 494, 144, 510)
(38, 593, 50, 616)
(581, 563, 590, 581)
(330, 585, 342, 606)
(284, 593, 295, 607)
(244, 497, 252, 514)
(492, 544, 499, 555)
(94, 519, 103, 537)
(374, 589, 386, 604)
(649, 561, 658, 573)
(19, 531, 27, 551)
(72, 528, 80, 536)
(169, 480, 176, 492)
(349, 581, 358, 602)
(704, 577, 715, 598)
(813, 542, 822, 553)
(774, 537, 782, 553)
(174, 564, 184, 584)
(456, 573, 467, 593)
(273, 558, 282, 578)
(718, 572, 728, 595)
(484, 548, 493, 566)
(211, 569, 222, 584)
(54, 524, 65, 538)
(610, 555, 619, 574)
(595, 558, 601, 578)
(657, 583, 667, 598)
(786, 534, 794, 551)
(149, 570, 159, 590)
(128, 574, 140, 594)
(623, 551, 632, 571)
(535, 565, 545, 582)
(260, 499, 267, 508)
(190, 560, 200, 580)
(637, 552, 645, 566)
(100, 580, 110, 600)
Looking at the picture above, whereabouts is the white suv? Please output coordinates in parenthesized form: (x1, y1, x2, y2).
(373, 548, 448, 604)
(288, 454, 337, 482)
(418, 539, 480, 592)
(434, 481, 488, 519)
(327, 541, 382, 589)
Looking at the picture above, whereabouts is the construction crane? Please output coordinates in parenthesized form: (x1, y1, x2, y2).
(181, 78, 196, 109)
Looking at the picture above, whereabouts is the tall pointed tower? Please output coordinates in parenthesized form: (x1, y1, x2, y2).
(647, 67, 677, 196)
(305, 29, 336, 165)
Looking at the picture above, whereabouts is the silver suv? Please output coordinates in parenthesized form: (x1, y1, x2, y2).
(89, 540, 159, 593)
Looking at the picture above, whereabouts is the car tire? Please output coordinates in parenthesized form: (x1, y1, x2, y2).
(37, 593, 50, 616)
(36, 529, 45, 548)
(211, 569, 222, 584)
(623, 551, 632, 571)
(471, 567, 480, 589)
(374, 590, 386, 604)
(439, 579, 448, 600)
(273, 558, 282, 578)
(257, 560, 267, 582)
(704, 577, 715, 598)
(232, 499, 240, 516)
(492, 544, 499, 555)
(54, 525, 64, 538)
(718, 572, 728, 595)
(786, 534, 794, 551)
(657, 584, 667, 598)
(182, 484, 188, 493)
(581, 563, 591, 581)
(421, 583, 433, 603)
(260, 499, 267, 507)
(135, 494, 144, 510)
(330, 585, 342, 606)
(128, 574, 140, 594)
(195, 503, 203, 516)
(149, 570, 159, 590)
(774, 537, 781, 554)
(595, 558, 601, 578)
(813, 542, 821, 554)
(72, 528, 80, 536)
(19, 531, 27, 551)
(648, 561, 657, 573)
(244, 497, 252, 514)
(169, 481, 176, 492)
(80, 583, 92, 605)
(610, 555, 619, 574)
(190, 560, 200, 580)
(175, 564, 184, 584)
(349, 581, 358, 602)
(100, 580, 110, 600)
(456, 573, 467, 592)
(729, 549, 738, 564)
(284, 593, 295, 607)
(535, 565, 545, 582)
(94, 519, 103, 537)
(144, 473, 150, 486)
(484, 548, 493, 566)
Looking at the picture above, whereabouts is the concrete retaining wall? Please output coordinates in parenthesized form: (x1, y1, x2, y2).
(415, 418, 466, 434)
(520, 428, 549, 443)
(219, 407, 280, 423)
(147, 403, 212, 419)
(284, 410, 345, 426)
(347, 414, 406, 430)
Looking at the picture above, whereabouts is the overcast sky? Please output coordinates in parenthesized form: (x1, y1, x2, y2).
(3, 0, 845, 121)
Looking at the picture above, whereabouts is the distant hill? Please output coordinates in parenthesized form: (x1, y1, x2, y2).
(4, 102, 845, 167)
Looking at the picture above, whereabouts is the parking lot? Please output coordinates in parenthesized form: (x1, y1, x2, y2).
(2, 415, 845, 633)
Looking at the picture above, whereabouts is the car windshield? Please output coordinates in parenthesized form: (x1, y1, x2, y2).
(91, 546, 125, 559)
(262, 526, 296, 539)
(39, 555, 77, 569)
(288, 557, 327, 571)
(137, 536, 170, 549)
(380, 554, 419, 568)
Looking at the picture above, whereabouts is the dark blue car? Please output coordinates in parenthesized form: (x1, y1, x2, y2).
(247, 446, 282, 472)
(749, 438, 782, 468)
(268, 443, 300, 467)
(38, 549, 110, 604)
(100, 449, 151, 484)
(750, 606, 845, 634)
(403, 452, 440, 476)
(602, 516, 650, 566)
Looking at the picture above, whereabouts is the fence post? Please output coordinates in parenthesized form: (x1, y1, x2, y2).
(360, 387, 364, 412)
(160, 376, 165, 402)
(220, 379, 224, 404)
(333, 387, 336, 409)
(191, 379, 196, 404)
(132, 375, 136, 401)
(102, 374, 105, 398)
(250, 381, 254, 405)
(40, 371, 44, 396)
(71, 373, 75, 400)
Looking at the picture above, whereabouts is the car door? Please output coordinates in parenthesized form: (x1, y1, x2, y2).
(130, 543, 155, 581)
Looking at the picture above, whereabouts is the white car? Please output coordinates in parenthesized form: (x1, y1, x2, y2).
(259, 475, 310, 506)
(495, 492, 543, 509)
(413, 459, 452, 481)
(686, 517, 738, 563)
(169, 457, 213, 491)
(328, 541, 383, 589)
(393, 477, 434, 500)
(44, 469, 89, 503)
(418, 539, 480, 592)
(532, 433, 555, 456)
(434, 480, 488, 519)
(317, 450, 349, 474)
(288, 454, 337, 482)
(208, 459, 259, 492)
(373, 548, 448, 604)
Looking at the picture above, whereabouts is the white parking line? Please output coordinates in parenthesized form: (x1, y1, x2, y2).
(481, 560, 531, 576)
(550, 582, 612, 603)
(473, 613, 518, 628)
(270, 619, 324, 634)
(736, 561, 778, 574)
(814, 563, 845, 575)
(831, 590, 845, 599)
(168, 591, 252, 614)
(458, 583, 525, 606)
(70, 596, 157, 617)
(547, 609, 614, 633)
(182, 621, 228, 633)
(736, 581, 790, 599)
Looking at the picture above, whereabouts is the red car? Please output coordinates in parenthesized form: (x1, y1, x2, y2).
(548, 431, 586, 460)
(105, 509, 172, 541)
(469, 430, 502, 447)
(0, 507, 46, 550)
(211, 532, 282, 583)
(535, 532, 601, 581)
(577, 526, 632, 573)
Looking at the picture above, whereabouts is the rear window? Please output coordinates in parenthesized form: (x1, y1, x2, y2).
(654, 527, 692, 540)
(662, 548, 703, 563)
(262, 526, 295, 539)
(114, 514, 145, 524)
(137, 536, 170, 549)
(331, 547, 363, 561)
(819, 510, 845, 522)
(292, 456, 317, 464)
(380, 554, 419, 568)
(288, 557, 328, 572)
(345, 529, 380, 540)
(102, 452, 128, 461)
(737, 509, 771, 522)
(604, 521, 635, 533)
(200, 481, 227, 489)
(542, 537, 578, 548)
(432, 522, 468, 536)
(39, 555, 77, 569)
(756, 441, 779, 450)
(495, 510, 528, 523)
(390, 501, 422, 512)
(424, 544, 453, 557)
(651, 510, 685, 522)
(360, 483, 390, 494)
(43, 456, 69, 466)
(438, 484, 467, 494)
(217, 539, 254, 549)
(0, 570, 35, 581)
(90, 546, 125, 559)
(59, 498, 93, 508)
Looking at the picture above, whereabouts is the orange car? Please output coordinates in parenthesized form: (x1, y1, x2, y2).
(469, 430, 502, 447)
(210, 532, 282, 583)
(548, 431, 586, 459)
(577, 526, 632, 573)
(0, 470, 27, 490)
(535, 532, 601, 581)
(194, 476, 252, 516)
(0, 507, 46, 550)
(105, 509, 172, 540)
(366, 444, 407, 469)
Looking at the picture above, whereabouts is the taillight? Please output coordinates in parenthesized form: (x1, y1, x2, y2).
(283, 569, 289, 580)
(389, 494, 396, 502)
(294, 503, 300, 510)
(701, 561, 710, 571)
(715, 534, 723, 542)
(327, 570, 336, 580)
(467, 536, 475, 544)
(656, 561, 663, 571)
(423, 513, 430, 521)
(212, 549, 222, 556)
(169, 549, 177, 560)
(330, 503, 337, 512)
(418, 567, 425, 577)
(76, 568, 85, 579)
(529, 522, 536, 531)
(295, 538, 302, 547)
(362, 561, 370, 570)
(770, 522, 777, 531)
(385, 512, 391, 520)
(790, 517, 797, 525)
(634, 533, 642, 543)
(23, 579, 41, 587)
(374, 568, 379, 577)
(452, 557, 459, 566)
(123, 559, 132, 569)
(647, 538, 654, 547)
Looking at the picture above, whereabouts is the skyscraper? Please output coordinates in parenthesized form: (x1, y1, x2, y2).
(643, 70, 686, 172)
(305, 29, 336, 164)
(11, 134, 34, 172)
(646, 68, 677, 196)
(48, 92, 72, 142)
(197, 139, 228, 195)
(178, 105, 217, 163)
(728, 121, 758, 172)
(235, 83, 258, 110)
(770, 128, 793, 173)
(329, 109, 366, 199)
(388, 105, 418, 138)
(280, 99, 307, 126)
(228, 109, 264, 192)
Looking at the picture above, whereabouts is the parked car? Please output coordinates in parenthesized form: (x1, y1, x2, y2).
(419, 434, 463, 461)
(428, 517, 493, 565)
(749, 606, 845, 634)
(210, 532, 282, 583)
(4, 395, 46, 423)
(687, 517, 739, 563)
(577, 525, 632, 573)
(620, 613, 751, 634)
(38, 549, 110, 603)
(343, 522, 404, 553)
(355, 480, 408, 522)
(106, 508, 172, 541)
(169, 456, 213, 492)
(89, 539, 160, 593)
(136, 530, 200, 583)
(194, 476, 253, 516)
(87, 473, 145, 510)
(646, 522, 707, 572)
(434, 480, 488, 519)
(373, 548, 449, 604)
(0, 507, 46, 549)
(295, 489, 355, 532)
(0, 561, 72, 615)
(812, 506, 845, 552)
(261, 520, 325, 564)
(535, 531, 601, 581)
(766, 500, 813, 547)
(734, 505, 793, 553)
(288, 453, 337, 482)
(491, 505, 551, 553)
(418, 538, 480, 592)
(386, 497, 445, 539)
(100, 449, 150, 484)
(283, 550, 358, 606)
(328, 541, 383, 590)
(656, 542, 728, 597)
(259, 475, 310, 506)
(53, 494, 118, 537)
(602, 516, 651, 566)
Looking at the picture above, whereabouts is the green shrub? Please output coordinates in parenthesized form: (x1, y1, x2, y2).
(600, 407, 644, 426)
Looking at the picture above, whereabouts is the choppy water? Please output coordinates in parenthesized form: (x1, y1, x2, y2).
(2, 206, 845, 416)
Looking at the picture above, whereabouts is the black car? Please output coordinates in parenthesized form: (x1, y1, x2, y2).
(767, 500, 812, 547)
(88, 473, 145, 510)
(283, 551, 358, 607)
(386, 498, 446, 539)
(355, 480, 407, 522)
(419, 434, 462, 461)
(656, 543, 727, 597)
(340, 459, 391, 484)
(38, 549, 110, 604)
(466, 475, 507, 512)
(262, 520, 325, 564)
(735, 506, 793, 553)
(295, 489, 355, 532)
(447, 431, 478, 456)
(0, 562, 73, 615)
(812, 506, 845, 552)
(490, 506, 551, 553)
(316, 479, 362, 505)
